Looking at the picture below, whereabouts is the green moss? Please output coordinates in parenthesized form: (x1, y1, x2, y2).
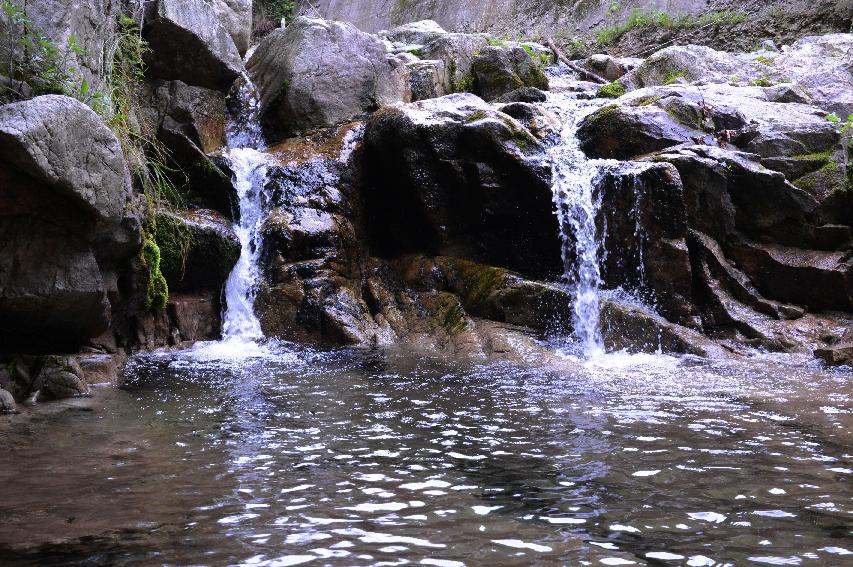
(597, 81, 627, 99)
(487, 37, 509, 47)
(438, 295, 469, 335)
(753, 56, 775, 66)
(662, 70, 689, 85)
(456, 263, 508, 307)
(466, 110, 488, 122)
(452, 72, 475, 93)
(749, 75, 775, 87)
(140, 238, 168, 310)
(632, 95, 662, 106)
(792, 150, 833, 163)
(405, 47, 423, 57)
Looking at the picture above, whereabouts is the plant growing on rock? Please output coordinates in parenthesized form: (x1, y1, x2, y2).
(140, 237, 169, 311)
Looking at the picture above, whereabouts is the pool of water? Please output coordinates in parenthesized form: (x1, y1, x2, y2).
(0, 342, 851, 566)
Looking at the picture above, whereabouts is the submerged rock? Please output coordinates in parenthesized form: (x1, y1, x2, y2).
(33, 356, 90, 400)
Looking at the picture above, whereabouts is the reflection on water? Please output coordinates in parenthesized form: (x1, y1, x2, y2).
(0, 343, 851, 566)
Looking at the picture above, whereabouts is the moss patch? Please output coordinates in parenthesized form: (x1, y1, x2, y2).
(140, 238, 168, 310)
(598, 81, 627, 99)
(662, 70, 689, 85)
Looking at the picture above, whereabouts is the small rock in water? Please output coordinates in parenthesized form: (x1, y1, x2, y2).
(814, 344, 853, 366)
(0, 388, 16, 413)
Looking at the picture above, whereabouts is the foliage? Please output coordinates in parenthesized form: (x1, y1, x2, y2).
(749, 76, 774, 87)
(140, 237, 169, 310)
(595, 9, 747, 46)
(254, 0, 297, 38)
(597, 81, 627, 98)
(662, 70, 688, 85)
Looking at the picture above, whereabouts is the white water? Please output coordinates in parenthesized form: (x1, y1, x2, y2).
(192, 77, 273, 358)
(548, 96, 618, 358)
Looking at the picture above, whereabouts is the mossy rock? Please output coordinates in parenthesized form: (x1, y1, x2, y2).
(153, 209, 240, 293)
(471, 45, 548, 101)
(140, 238, 169, 311)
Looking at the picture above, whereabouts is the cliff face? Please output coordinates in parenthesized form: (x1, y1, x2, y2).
(303, 0, 853, 52)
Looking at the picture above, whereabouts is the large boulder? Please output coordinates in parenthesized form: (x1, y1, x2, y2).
(419, 32, 489, 93)
(381, 20, 447, 45)
(143, 0, 244, 92)
(363, 93, 561, 279)
(0, 96, 138, 351)
(247, 17, 406, 139)
(208, 0, 252, 56)
(471, 45, 548, 101)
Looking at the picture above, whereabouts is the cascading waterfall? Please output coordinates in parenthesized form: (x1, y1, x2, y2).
(548, 96, 618, 358)
(218, 78, 270, 343)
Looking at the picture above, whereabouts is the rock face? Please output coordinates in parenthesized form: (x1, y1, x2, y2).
(143, 0, 244, 92)
(0, 95, 138, 352)
(363, 93, 561, 279)
(247, 17, 406, 139)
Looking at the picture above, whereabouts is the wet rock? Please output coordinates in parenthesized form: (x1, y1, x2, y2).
(209, 0, 252, 56)
(597, 162, 698, 326)
(726, 239, 853, 312)
(814, 344, 853, 366)
(658, 145, 822, 247)
(248, 17, 405, 139)
(623, 45, 762, 90)
(142, 79, 227, 155)
(471, 45, 549, 101)
(34, 356, 90, 400)
(497, 102, 560, 141)
(153, 209, 240, 293)
(600, 301, 726, 358)
(143, 0, 244, 92)
(493, 87, 548, 104)
(363, 93, 560, 279)
(583, 54, 642, 82)
(437, 257, 572, 334)
(578, 101, 700, 160)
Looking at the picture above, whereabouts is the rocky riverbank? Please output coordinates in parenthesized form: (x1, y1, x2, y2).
(1, 1, 852, 412)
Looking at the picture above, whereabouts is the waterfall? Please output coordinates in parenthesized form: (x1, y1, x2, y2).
(548, 97, 618, 358)
(219, 78, 270, 343)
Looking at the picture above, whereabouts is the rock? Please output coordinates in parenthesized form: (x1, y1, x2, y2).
(623, 45, 762, 90)
(0, 388, 15, 413)
(0, 96, 138, 351)
(471, 45, 549, 101)
(437, 257, 572, 334)
(657, 145, 822, 247)
(133, 292, 223, 349)
(493, 87, 548, 103)
(726, 239, 853, 312)
(419, 32, 489, 93)
(142, 79, 227, 155)
(153, 209, 240, 293)
(600, 301, 726, 357)
(583, 54, 642, 82)
(34, 356, 90, 400)
(208, 0, 252, 56)
(578, 100, 701, 160)
(381, 20, 447, 45)
(247, 17, 404, 139)
(498, 102, 560, 140)
(143, 0, 244, 92)
(408, 59, 449, 102)
(814, 344, 853, 366)
(0, 95, 132, 223)
(597, 162, 699, 326)
(363, 93, 561, 279)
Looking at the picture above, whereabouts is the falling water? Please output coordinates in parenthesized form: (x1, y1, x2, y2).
(218, 78, 270, 343)
(548, 97, 618, 358)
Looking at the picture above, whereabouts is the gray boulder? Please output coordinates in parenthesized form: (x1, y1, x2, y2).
(144, 0, 244, 92)
(0, 388, 15, 413)
(33, 356, 90, 400)
(0, 95, 132, 223)
(381, 20, 447, 45)
(0, 95, 137, 351)
(471, 45, 549, 101)
(420, 32, 489, 93)
(208, 0, 252, 56)
(247, 17, 406, 139)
